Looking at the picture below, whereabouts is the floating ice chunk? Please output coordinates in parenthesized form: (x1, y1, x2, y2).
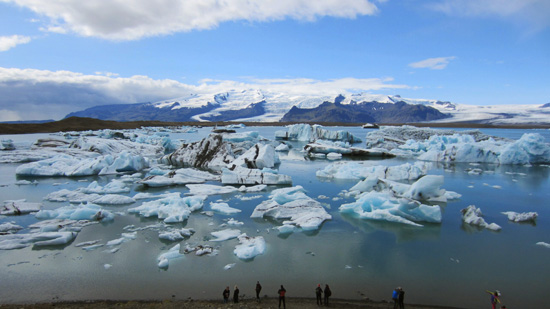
(1, 200, 42, 215)
(159, 228, 195, 241)
(157, 243, 183, 268)
(160, 134, 235, 170)
(106, 232, 136, 247)
(81, 180, 130, 194)
(128, 194, 206, 223)
(45, 189, 100, 203)
(305, 142, 393, 158)
(502, 211, 538, 223)
(69, 136, 163, 157)
(104, 264, 112, 270)
(0, 139, 15, 150)
(186, 184, 239, 196)
(222, 131, 259, 143)
(133, 192, 175, 200)
(221, 166, 292, 185)
(275, 143, 289, 152)
(75, 240, 101, 248)
(227, 218, 244, 226)
(461, 205, 501, 231)
(0, 232, 77, 250)
(401, 175, 448, 202)
(499, 133, 550, 165)
(536, 242, 550, 249)
(15, 180, 38, 185)
(93, 194, 135, 205)
(277, 224, 297, 234)
(251, 186, 331, 231)
(326, 152, 342, 160)
(233, 233, 266, 260)
(239, 184, 267, 192)
(224, 263, 236, 270)
(339, 191, 441, 226)
(210, 229, 241, 242)
(210, 202, 241, 215)
(316, 162, 429, 181)
(139, 168, 219, 187)
(35, 203, 114, 222)
(230, 143, 280, 169)
(28, 218, 96, 233)
(0, 222, 23, 233)
(275, 124, 361, 143)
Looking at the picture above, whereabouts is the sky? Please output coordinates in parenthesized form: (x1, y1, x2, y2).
(0, 0, 549, 121)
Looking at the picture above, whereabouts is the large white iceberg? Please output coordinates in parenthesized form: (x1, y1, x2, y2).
(502, 211, 538, 223)
(250, 186, 331, 232)
(139, 168, 219, 187)
(339, 191, 442, 227)
(316, 161, 429, 181)
(233, 233, 266, 260)
(128, 194, 206, 223)
(160, 134, 235, 170)
(221, 166, 292, 185)
(229, 143, 280, 169)
(185, 184, 239, 196)
(275, 124, 362, 143)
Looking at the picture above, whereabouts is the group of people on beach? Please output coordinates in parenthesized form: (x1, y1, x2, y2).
(222, 281, 331, 307)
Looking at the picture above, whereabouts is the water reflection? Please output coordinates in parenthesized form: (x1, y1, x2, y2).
(340, 213, 441, 243)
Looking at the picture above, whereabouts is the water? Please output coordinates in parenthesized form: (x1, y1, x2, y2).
(0, 126, 549, 308)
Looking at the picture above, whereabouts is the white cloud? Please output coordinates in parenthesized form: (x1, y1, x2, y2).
(409, 56, 456, 70)
(429, 0, 550, 31)
(3, 0, 379, 40)
(0, 67, 410, 120)
(0, 35, 31, 52)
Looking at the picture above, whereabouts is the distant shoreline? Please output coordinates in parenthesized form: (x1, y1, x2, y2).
(1, 116, 549, 135)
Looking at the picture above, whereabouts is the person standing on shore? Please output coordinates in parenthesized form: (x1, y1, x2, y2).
(278, 285, 286, 309)
(255, 281, 262, 302)
(398, 287, 405, 309)
(222, 286, 230, 303)
(392, 287, 400, 309)
(233, 285, 240, 303)
(487, 290, 501, 309)
(324, 284, 332, 306)
(315, 284, 323, 305)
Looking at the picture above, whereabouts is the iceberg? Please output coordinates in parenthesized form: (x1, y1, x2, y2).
(128, 194, 206, 223)
(35, 203, 115, 222)
(210, 202, 242, 215)
(221, 166, 292, 185)
(0, 231, 77, 250)
(536, 242, 550, 249)
(502, 211, 538, 223)
(339, 191, 442, 227)
(69, 136, 164, 157)
(80, 180, 130, 194)
(210, 229, 241, 242)
(250, 186, 331, 231)
(233, 233, 266, 260)
(461, 205, 501, 231)
(275, 124, 362, 143)
(275, 143, 290, 152)
(160, 134, 235, 170)
(93, 194, 136, 205)
(229, 143, 280, 169)
(0, 139, 15, 150)
(139, 168, 219, 187)
(159, 228, 195, 241)
(1, 200, 42, 215)
(157, 243, 183, 268)
(316, 161, 429, 181)
(185, 184, 239, 196)
(304, 142, 394, 158)
(222, 131, 260, 143)
(0, 222, 23, 233)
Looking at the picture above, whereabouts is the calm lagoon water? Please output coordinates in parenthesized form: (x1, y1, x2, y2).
(0, 126, 549, 308)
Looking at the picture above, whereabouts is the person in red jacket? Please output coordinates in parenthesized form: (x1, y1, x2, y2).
(278, 285, 286, 309)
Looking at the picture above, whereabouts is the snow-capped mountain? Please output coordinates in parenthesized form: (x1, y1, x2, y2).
(66, 89, 550, 125)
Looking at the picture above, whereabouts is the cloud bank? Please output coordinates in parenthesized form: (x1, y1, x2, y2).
(0, 67, 410, 121)
(3, 0, 379, 40)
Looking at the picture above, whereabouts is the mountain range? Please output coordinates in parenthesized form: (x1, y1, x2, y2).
(65, 89, 550, 125)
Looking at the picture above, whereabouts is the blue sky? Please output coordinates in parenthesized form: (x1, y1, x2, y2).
(0, 0, 549, 121)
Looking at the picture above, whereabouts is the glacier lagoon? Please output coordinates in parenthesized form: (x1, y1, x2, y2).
(0, 126, 549, 308)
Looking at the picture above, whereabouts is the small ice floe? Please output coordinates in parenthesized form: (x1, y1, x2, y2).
(133, 192, 175, 200)
(226, 218, 244, 226)
(224, 263, 236, 270)
(15, 180, 38, 185)
(0, 222, 23, 234)
(345, 265, 352, 269)
(221, 166, 292, 185)
(106, 232, 136, 247)
(536, 242, 550, 249)
(210, 229, 241, 242)
(29, 219, 96, 233)
(186, 184, 239, 196)
(93, 194, 136, 205)
(35, 203, 114, 222)
(128, 194, 206, 223)
(461, 205, 501, 231)
(104, 264, 112, 270)
(81, 180, 130, 194)
(210, 202, 241, 215)
(450, 258, 460, 263)
(159, 228, 195, 242)
(158, 244, 183, 268)
(75, 240, 101, 248)
(238, 184, 267, 192)
(1, 200, 42, 215)
(0, 231, 77, 250)
(139, 168, 219, 187)
(251, 186, 332, 233)
(233, 233, 265, 260)
(502, 211, 538, 223)
(492, 185, 502, 189)
(275, 143, 289, 152)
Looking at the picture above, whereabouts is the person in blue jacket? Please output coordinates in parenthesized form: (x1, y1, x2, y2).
(392, 287, 400, 309)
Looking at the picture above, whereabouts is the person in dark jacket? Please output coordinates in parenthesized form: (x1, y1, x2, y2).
(278, 285, 286, 309)
(255, 281, 262, 302)
(222, 286, 230, 303)
(233, 285, 240, 303)
(315, 284, 323, 305)
(324, 284, 332, 305)
(398, 287, 405, 309)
